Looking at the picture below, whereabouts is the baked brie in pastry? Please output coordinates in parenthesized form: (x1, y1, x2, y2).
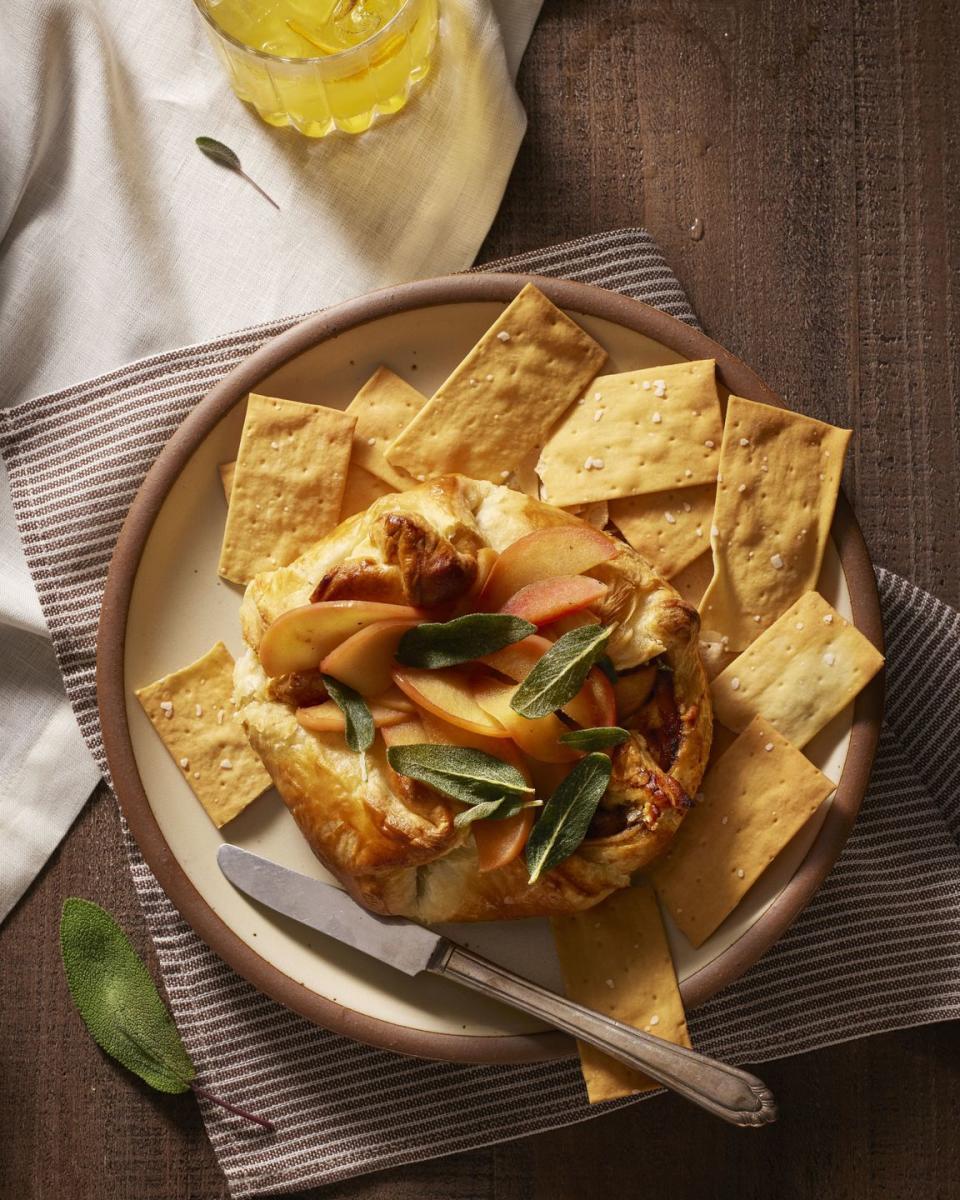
(235, 475, 712, 923)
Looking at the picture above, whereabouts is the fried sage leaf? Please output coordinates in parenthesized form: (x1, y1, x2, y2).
(386, 744, 533, 806)
(510, 624, 613, 719)
(525, 753, 612, 883)
(558, 726, 630, 751)
(453, 796, 532, 829)
(322, 675, 375, 753)
(396, 614, 536, 669)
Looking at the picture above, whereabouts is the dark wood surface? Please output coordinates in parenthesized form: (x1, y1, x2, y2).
(3, 1, 959, 1197)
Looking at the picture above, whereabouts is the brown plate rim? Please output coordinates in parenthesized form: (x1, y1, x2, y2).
(97, 271, 885, 1064)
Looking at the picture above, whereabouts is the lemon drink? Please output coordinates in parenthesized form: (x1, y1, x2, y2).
(197, 0, 439, 136)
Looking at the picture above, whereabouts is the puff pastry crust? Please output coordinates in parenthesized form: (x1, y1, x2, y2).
(236, 475, 712, 923)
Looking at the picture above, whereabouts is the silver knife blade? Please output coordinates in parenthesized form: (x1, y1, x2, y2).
(217, 844, 445, 976)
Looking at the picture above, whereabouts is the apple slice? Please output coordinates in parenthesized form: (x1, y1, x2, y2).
(472, 676, 578, 764)
(546, 609, 601, 639)
(320, 619, 420, 695)
(482, 636, 615, 727)
(296, 701, 409, 733)
(473, 807, 536, 873)
(392, 666, 513, 738)
(371, 683, 416, 714)
(380, 718, 428, 747)
(477, 526, 618, 610)
(260, 601, 422, 677)
(499, 575, 608, 627)
(562, 667, 617, 729)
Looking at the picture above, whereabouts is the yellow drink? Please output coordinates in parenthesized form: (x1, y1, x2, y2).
(195, 0, 439, 136)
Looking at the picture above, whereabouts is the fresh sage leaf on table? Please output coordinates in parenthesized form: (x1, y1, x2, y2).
(510, 624, 613, 719)
(60, 898, 273, 1128)
(396, 613, 536, 669)
(525, 753, 612, 883)
(558, 726, 631, 751)
(453, 796, 535, 829)
(386, 744, 534, 806)
(195, 136, 280, 211)
(322, 675, 375, 754)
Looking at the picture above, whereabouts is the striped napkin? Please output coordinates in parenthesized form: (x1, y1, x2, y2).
(3, 230, 960, 1197)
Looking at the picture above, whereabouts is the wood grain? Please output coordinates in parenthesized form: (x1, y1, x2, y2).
(3, 0, 959, 1197)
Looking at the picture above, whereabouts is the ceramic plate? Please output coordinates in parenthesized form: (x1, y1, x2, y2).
(98, 274, 884, 1062)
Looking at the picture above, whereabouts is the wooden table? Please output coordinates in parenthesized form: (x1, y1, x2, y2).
(4, 2, 960, 1196)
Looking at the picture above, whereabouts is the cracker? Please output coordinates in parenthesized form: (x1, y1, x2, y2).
(345, 367, 426, 490)
(552, 882, 690, 1102)
(536, 360, 722, 507)
(711, 591, 884, 747)
(135, 642, 271, 827)
(339, 463, 394, 519)
(218, 394, 355, 584)
(383, 284, 607, 484)
(698, 395, 851, 650)
(610, 483, 715, 578)
(669, 551, 715, 609)
(650, 717, 835, 947)
(219, 460, 236, 500)
(563, 500, 609, 530)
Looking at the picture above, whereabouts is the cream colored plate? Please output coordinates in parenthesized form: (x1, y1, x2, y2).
(124, 302, 852, 1039)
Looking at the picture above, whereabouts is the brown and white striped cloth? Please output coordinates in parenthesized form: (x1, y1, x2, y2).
(3, 231, 960, 1197)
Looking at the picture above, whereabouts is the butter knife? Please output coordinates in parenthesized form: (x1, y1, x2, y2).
(218, 844, 777, 1126)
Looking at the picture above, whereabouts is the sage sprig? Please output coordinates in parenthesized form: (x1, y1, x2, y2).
(525, 753, 612, 883)
(510, 624, 613, 719)
(559, 726, 631, 751)
(322, 675, 375, 754)
(386, 744, 534, 806)
(60, 898, 273, 1129)
(396, 614, 535, 669)
(195, 137, 280, 210)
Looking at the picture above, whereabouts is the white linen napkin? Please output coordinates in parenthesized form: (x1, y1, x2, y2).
(0, 0, 543, 922)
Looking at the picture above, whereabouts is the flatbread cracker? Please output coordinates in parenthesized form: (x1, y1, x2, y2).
(344, 367, 426, 490)
(339, 463, 394, 519)
(383, 283, 607, 484)
(668, 550, 715, 609)
(650, 717, 835, 947)
(552, 882, 691, 1102)
(218, 394, 355, 584)
(536, 360, 722, 507)
(219, 460, 236, 500)
(699, 395, 851, 650)
(609, 483, 715, 578)
(136, 642, 271, 828)
(711, 591, 884, 747)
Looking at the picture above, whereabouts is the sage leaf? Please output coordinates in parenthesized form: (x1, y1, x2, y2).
(60, 898, 195, 1094)
(596, 655, 619, 684)
(195, 136, 280, 210)
(60, 898, 275, 1129)
(396, 614, 536, 669)
(453, 796, 530, 829)
(386, 744, 534, 806)
(525, 753, 612, 883)
(510, 624, 613, 719)
(558, 726, 630, 751)
(322, 675, 375, 754)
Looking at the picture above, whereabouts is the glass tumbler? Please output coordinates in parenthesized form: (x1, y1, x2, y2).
(194, 0, 439, 137)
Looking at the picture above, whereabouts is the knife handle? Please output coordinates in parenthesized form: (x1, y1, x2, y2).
(430, 943, 777, 1127)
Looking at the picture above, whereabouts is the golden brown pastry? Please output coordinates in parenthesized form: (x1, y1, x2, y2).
(235, 475, 712, 923)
